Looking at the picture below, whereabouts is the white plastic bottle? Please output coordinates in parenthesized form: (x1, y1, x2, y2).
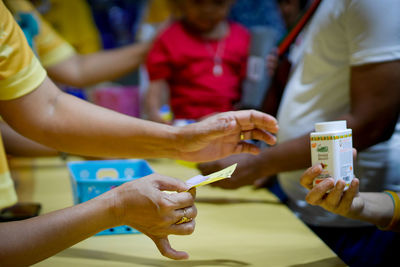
(310, 120, 354, 190)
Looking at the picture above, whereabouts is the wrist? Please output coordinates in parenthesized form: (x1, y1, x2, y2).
(93, 190, 122, 228)
(353, 192, 395, 228)
(253, 149, 275, 178)
(173, 126, 187, 159)
(377, 191, 400, 230)
(247, 154, 267, 180)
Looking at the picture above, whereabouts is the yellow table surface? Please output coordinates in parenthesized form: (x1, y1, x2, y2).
(10, 157, 345, 267)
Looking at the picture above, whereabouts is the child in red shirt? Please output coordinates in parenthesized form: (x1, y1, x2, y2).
(145, 0, 250, 124)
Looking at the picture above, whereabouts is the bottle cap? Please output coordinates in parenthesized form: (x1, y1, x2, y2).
(315, 120, 347, 132)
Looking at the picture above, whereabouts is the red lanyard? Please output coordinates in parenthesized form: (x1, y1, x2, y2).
(278, 0, 322, 57)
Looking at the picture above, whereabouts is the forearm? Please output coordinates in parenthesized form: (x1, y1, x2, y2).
(1, 78, 180, 159)
(0, 121, 58, 157)
(78, 42, 150, 84)
(257, 111, 392, 177)
(48, 42, 150, 87)
(255, 134, 311, 178)
(352, 192, 397, 230)
(0, 195, 114, 266)
(255, 110, 397, 178)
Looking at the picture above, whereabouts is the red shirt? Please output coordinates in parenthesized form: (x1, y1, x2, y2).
(146, 21, 250, 119)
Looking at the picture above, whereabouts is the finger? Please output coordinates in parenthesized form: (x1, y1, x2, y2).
(197, 162, 214, 175)
(324, 180, 346, 209)
(241, 129, 277, 145)
(300, 164, 323, 190)
(156, 176, 191, 192)
(305, 178, 335, 205)
(174, 205, 198, 222)
(152, 236, 189, 260)
(164, 191, 195, 210)
(233, 110, 279, 134)
(233, 142, 260, 155)
(337, 178, 359, 212)
(169, 220, 196, 235)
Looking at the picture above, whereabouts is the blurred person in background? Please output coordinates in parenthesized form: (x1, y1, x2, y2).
(144, 0, 250, 125)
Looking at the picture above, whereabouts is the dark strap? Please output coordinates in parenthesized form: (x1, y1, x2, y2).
(278, 0, 322, 57)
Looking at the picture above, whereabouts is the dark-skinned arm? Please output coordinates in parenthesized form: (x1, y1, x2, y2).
(201, 60, 400, 189)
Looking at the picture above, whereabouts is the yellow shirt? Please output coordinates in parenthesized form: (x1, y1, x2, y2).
(0, 0, 47, 209)
(4, 0, 76, 67)
(40, 0, 101, 54)
(144, 0, 172, 24)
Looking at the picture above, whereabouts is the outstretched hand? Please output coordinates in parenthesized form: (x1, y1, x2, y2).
(177, 110, 278, 162)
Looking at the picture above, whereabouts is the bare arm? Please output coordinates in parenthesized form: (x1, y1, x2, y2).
(144, 79, 169, 123)
(46, 42, 150, 87)
(0, 77, 180, 159)
(263, 60, 400, 174)
(0, 121, 58, 157)
(201, 60, 400, 188)
(0, 77, 278, 161)
(0, 174, 197, 265)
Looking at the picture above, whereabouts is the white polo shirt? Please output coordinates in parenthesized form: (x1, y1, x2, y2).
(277, 0, 400, 226)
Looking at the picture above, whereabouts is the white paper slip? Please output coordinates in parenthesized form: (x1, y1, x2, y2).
(185, 163, 237, 190)
(163, 163, 237, 194)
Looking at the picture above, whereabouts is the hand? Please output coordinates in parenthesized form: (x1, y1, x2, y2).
(198, 153, 264, 189)
(110, 174, 197, 260)
(300, 164, 364, 219)
(177, 110, 278, 162)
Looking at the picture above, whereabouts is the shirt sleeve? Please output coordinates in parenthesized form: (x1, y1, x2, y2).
(146, 33, 172, 81)
(0, 1, 46, 100)
(35, 17, 76, 67)
(5, 0, 77, 67)
(346, 0, 400, 66)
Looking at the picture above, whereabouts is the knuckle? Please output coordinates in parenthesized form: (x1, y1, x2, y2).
(158, 198, 171, 211)
(305, 194, 315, 205)
(183, 222, 196, 235)
(159, 248, 168, 257)
(191, 206, 198, 218)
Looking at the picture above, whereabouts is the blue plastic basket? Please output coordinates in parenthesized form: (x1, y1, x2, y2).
(67, 159, 153, 235)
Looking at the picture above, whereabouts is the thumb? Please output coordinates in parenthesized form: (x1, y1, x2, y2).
(151, 236, 189, 260)
(155, 176, 191, 192)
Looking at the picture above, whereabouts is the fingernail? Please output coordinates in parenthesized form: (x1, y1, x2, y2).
(312, 165, 321, 173)
(337, 181, 345, 189)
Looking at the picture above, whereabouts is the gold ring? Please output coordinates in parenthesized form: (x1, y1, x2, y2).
(240, 132, 245, 140)
(176, 208, 192, 225)
(176, 216, 193, 225)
